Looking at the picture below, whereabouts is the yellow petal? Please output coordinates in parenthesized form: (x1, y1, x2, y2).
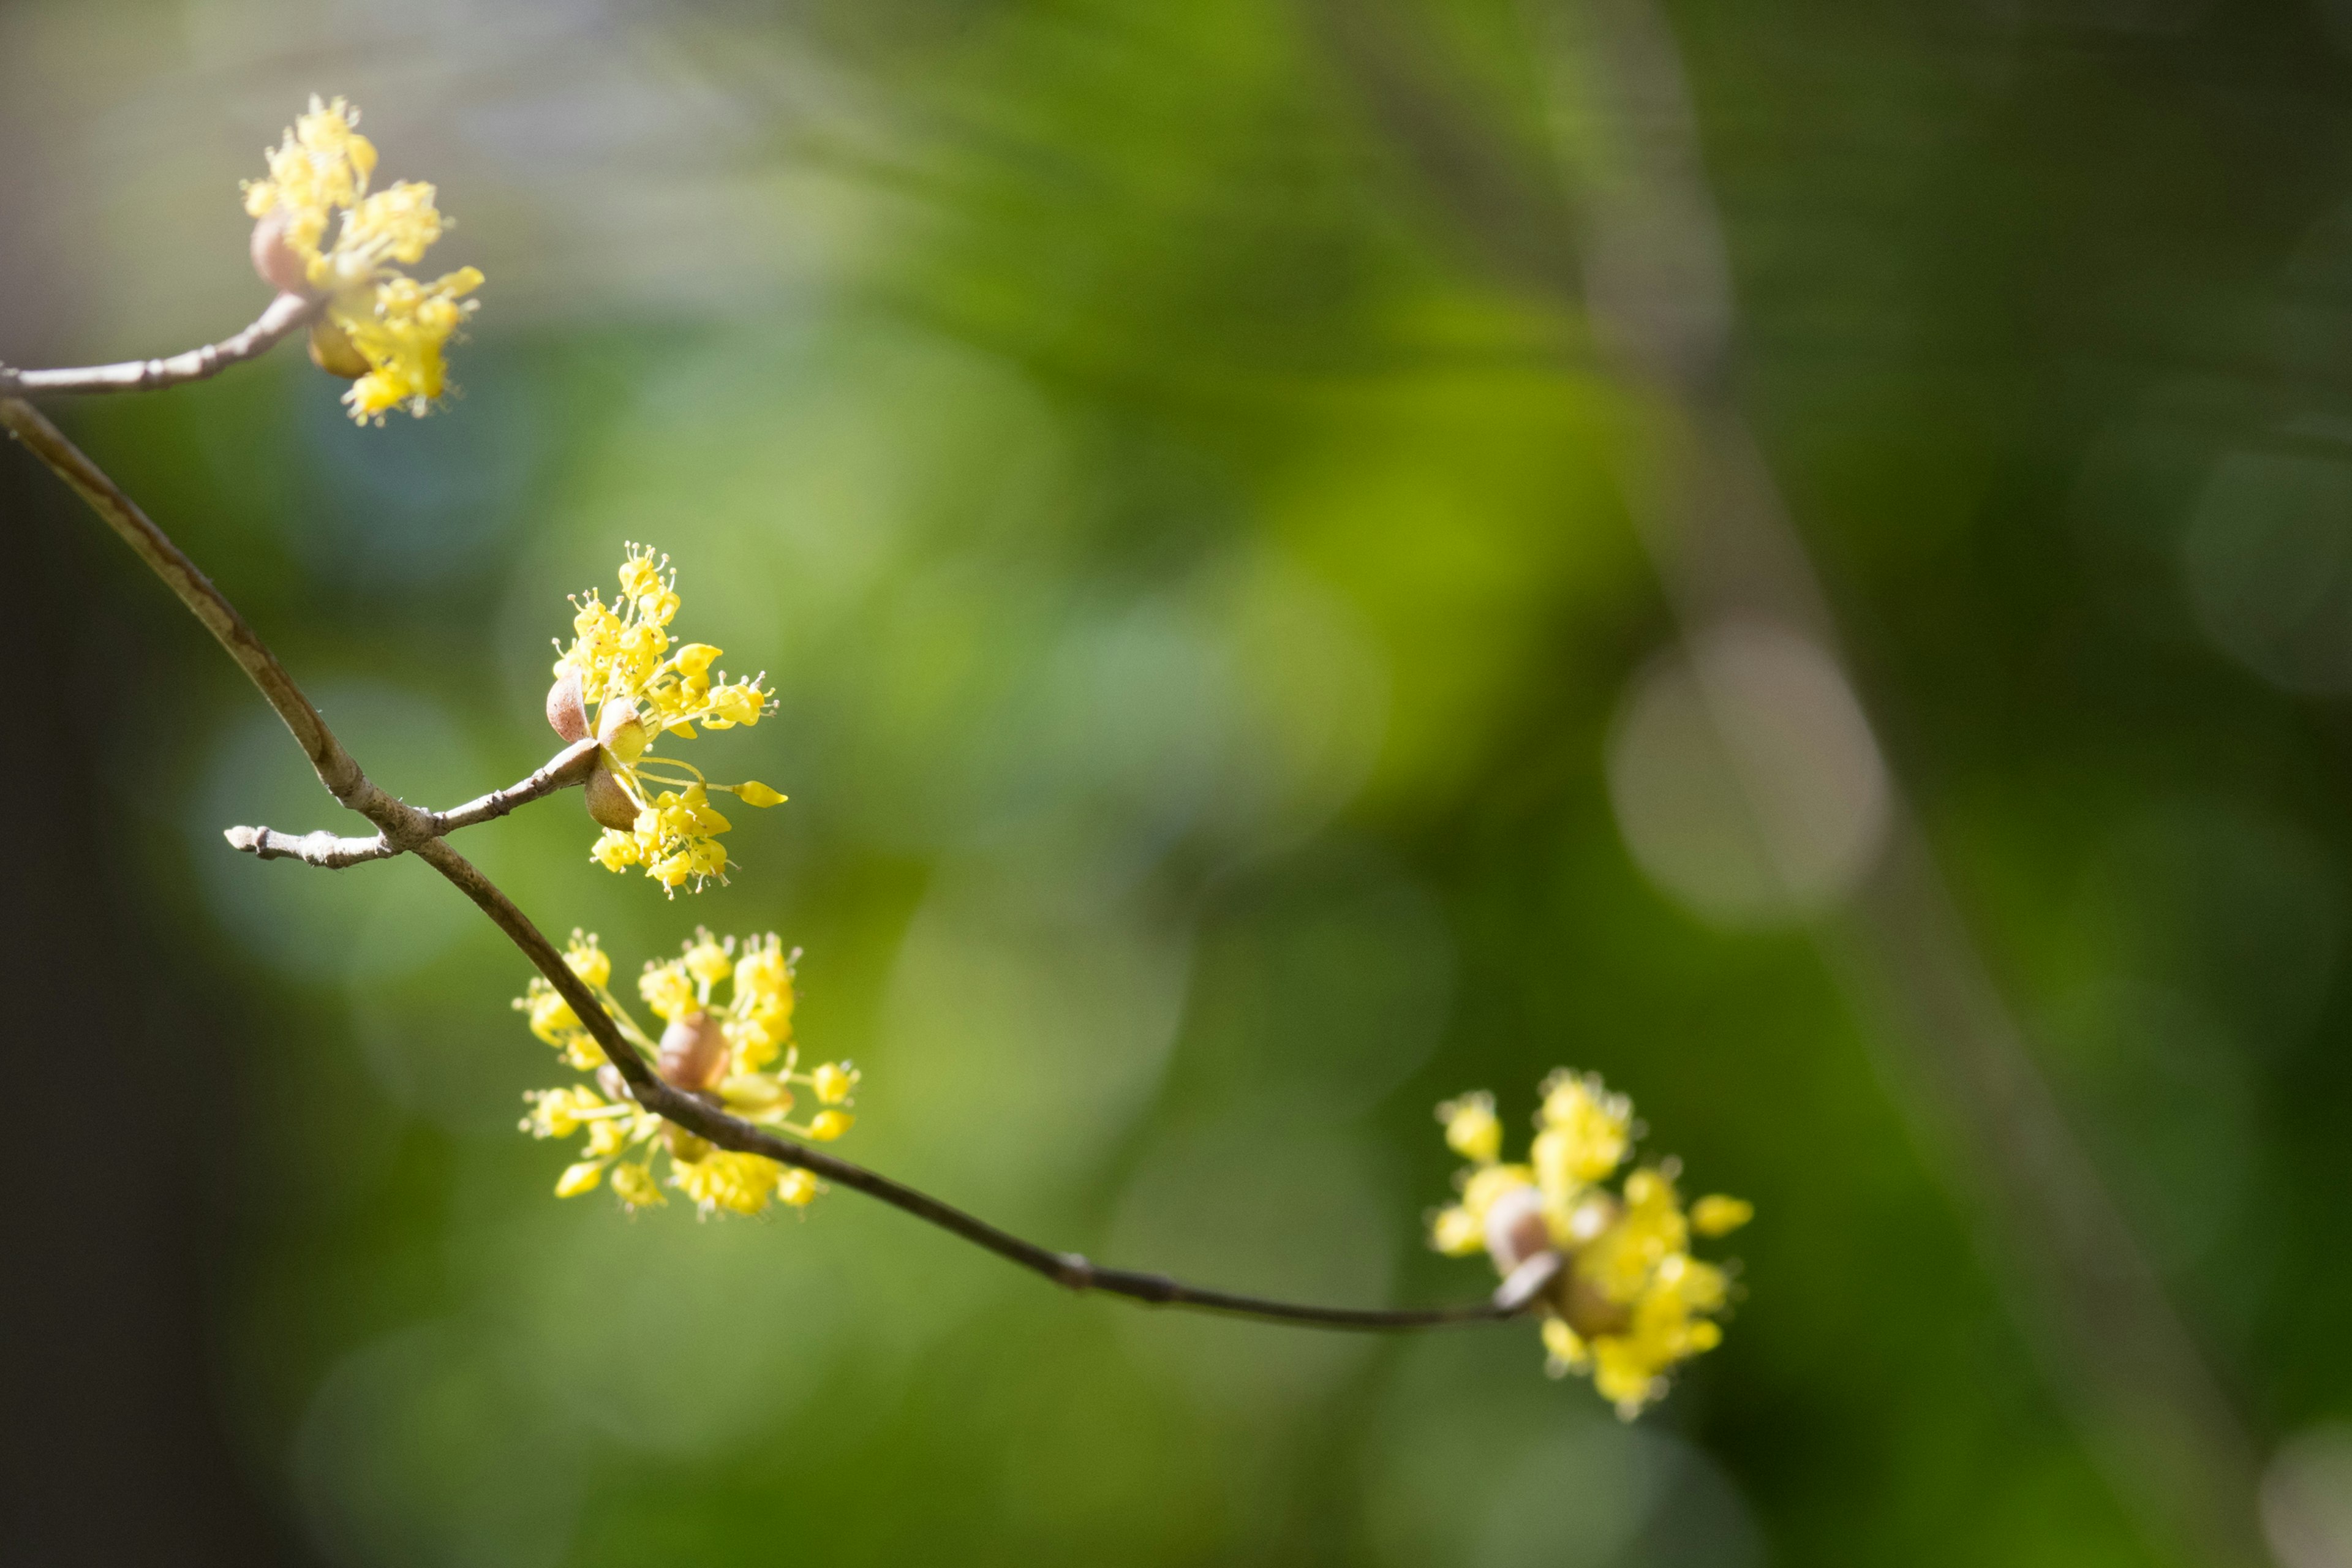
(736, 780, 786, 808)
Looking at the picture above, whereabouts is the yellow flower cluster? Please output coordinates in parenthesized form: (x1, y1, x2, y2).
(518, 930, 860, 1216)
(241, 96, 483, 423)
(547, 545, 783, 894)
(1430, 1071, 1751, 1418)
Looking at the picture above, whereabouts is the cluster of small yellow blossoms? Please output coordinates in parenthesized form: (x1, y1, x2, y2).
(1431, 1071, 1752, 1418)
(545, 545, 783, 894)
(241, 96, 483, 423)
(517, 930, 859, 1216)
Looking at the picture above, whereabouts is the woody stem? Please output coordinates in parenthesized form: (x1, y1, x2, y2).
(6, 395, 1523, 1336)
(0, 293, 318, 396)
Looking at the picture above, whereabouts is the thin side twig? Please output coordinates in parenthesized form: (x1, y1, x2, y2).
(0, 292, 318, 396)
(223, 739, 603, 868)
(7, 398, 1521, 1337)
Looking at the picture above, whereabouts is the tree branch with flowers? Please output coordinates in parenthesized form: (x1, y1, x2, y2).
(0, 95, 1750, 1416)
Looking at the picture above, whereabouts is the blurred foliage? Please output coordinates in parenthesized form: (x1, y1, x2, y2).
(10, 0, 2352, 1564)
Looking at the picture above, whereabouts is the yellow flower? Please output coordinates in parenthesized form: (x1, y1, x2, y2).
(1428, 1069, 1747, 1419)
(1430, 1204, 1485, 1257)
(520, 1084, 609, 1139)
(1540, 1316, 1589, 1374)
(638, 960, 697, 1024)
(1438, 1091, 1504, 1164)
(736, 934, 794, 1005)
(1577, 1166, 1689, 1303)
(513, 930, 862, 1218)
(777, 1169, 822, 1208)
(241, 96, 482, 423)
(676, 1150, 785, 1216)
(610, 1161, 666, 1210)
(1531, 1070, 1633, 1199)
(525, 986, 578, 1044)
(335, 267, 483, 422)
(241, 96, 375, 263)
(553, 546, 783, 895)
(562, 930, 611, 990)
(684, 936, 733, 986)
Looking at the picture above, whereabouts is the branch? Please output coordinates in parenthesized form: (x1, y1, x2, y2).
(426, 821, 1510, 1327)
(0, 397, 415, 841)
(221, 825, 399, 869)
(8, 401, 1520, 1338)
(0, 293, 318, 397)
(222, 739, 603, 869)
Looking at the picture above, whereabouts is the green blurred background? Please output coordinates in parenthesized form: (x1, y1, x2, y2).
(6, 0, 2352, 1564)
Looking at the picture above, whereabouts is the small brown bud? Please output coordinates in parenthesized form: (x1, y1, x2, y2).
(657, 1011, 730, 1092)
(249, 206, 311, 295)
(546, 670, 590, 743)
(306, 318, 369, 380)
(583, 762, 639, 831)
(595, 1064, 631, 1104)
(1483, 1185, 1555, 1275)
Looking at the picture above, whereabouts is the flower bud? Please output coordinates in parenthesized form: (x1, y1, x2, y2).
(661, 1122, 712, 1164)
(546, 669, 590, 743)
(1483, 1184, 1555, 1275)
(584, 763, 639, 831)
(595, 1063, 631, 1104)
(306, 318, 369, 379)
(720, 1073, 790, 1113)
(1559, 1269, 1634, 1341)
(554, 1160, 605, 1199)
(811, 1062, 856, 1104)
(1691, 1194, 1754, 1237)
(249, 206, 311, 294)
(657, 1011, 729, 1092)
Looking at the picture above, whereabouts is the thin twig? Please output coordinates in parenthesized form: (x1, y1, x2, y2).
(223, 739, 603, 868)
(0, 293, 318, 396)
(7, 398, 1520, 1336)
(221, 826, 402, 869)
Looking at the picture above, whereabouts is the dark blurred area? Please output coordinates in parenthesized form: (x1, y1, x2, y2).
(0, 445, 293, 1560)
(6, 0, 2352, 1565)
